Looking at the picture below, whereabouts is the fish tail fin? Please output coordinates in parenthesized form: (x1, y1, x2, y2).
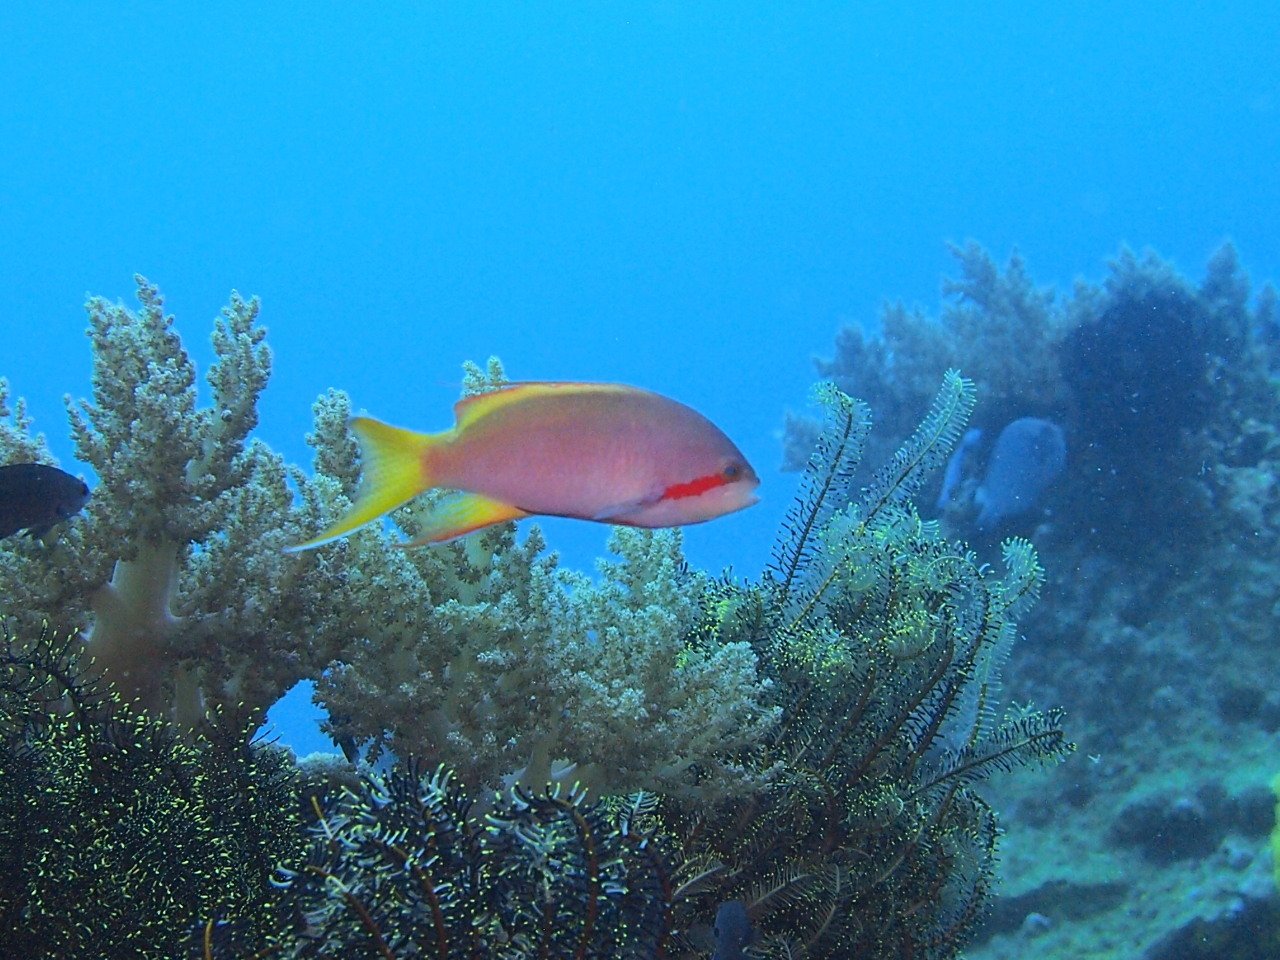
(285, 417, 438, 552)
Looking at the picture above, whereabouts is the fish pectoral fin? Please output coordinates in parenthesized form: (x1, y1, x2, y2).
(395, 492, 530, 548)
(590, 489, 664, 522)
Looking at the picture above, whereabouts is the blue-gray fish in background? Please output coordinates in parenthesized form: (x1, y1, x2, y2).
(0, 463, 90, 539)
(937, 427, 984, 510)
(712, 899, 754, 960)
(974, 417, 1066, 530)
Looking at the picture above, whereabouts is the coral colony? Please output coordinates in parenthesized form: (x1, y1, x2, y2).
(0, 273, 1075, 957)
(785, 242, 1280, 959)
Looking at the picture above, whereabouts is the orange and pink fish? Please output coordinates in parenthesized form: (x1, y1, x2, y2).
(287, 381, 760, 551)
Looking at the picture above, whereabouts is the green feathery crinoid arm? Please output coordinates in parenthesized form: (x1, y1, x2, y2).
(770, 381, 871, 600)
(777, 372, 975, 629)
(856, 369, 975, 534)
(994, 536, 1045, 621)
(912, 707, 1074, 798)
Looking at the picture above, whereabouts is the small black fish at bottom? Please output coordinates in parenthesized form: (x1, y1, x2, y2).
(0, 463, 91, 540)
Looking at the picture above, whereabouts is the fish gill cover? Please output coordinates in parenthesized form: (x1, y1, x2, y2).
(0, 278, 1070, 958)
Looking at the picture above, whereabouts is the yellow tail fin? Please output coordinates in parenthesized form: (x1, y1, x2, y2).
(285, 417, 437, 552)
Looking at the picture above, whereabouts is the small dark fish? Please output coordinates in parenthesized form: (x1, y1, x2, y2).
(712, 899, 754, 960)
(0, 463, 91, 540)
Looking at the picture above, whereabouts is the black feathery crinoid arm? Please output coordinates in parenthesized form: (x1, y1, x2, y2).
(0, 623, 309, 960)
(0, 621, 110, 737)
(486, 784, 675, 959)
(913, 705, 1071, 799)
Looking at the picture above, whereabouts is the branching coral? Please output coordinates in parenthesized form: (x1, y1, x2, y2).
(1, 279, 777, 799)
(786, 242, 1072, 474)
(789, 242, 1280, 565)
(427, 524, 779, 798)
(0, 377, 54, 463)
(0, 276, 328, 725)
(298, 374, 779, 799)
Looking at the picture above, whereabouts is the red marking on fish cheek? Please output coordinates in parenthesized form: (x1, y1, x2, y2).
(663, 473, 728, 501)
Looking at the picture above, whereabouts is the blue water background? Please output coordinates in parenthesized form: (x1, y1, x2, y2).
(3, 3, 1277, 752)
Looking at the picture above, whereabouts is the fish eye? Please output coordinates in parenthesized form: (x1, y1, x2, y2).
(722, 462, 741, 480)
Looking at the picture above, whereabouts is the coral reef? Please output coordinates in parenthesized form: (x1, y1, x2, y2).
(0, 277, 316, 727)
(0, 279, 775, 797)
(792, 240, 1280, 563)
(793, 243, 1280, 960)
(785, 242, 1075, 479)
(2, 289, 1070, 958)
(257, 372, 1071, 960)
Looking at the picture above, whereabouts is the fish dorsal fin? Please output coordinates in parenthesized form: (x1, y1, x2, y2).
(452, 382, 634, 430)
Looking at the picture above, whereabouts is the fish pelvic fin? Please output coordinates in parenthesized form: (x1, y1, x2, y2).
(285, 417, 438, 552)
(394, 491, 530, 548)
